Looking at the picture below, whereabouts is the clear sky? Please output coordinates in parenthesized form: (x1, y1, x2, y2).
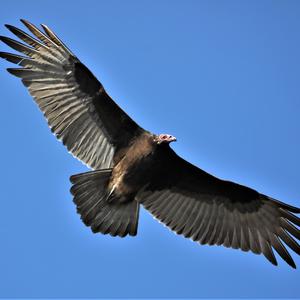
(0, 0, 299, 298)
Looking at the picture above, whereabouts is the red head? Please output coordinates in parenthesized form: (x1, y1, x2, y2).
(156, 133, 177, 145)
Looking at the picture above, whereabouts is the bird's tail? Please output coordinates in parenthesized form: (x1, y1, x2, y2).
(70, 169, 139, 237)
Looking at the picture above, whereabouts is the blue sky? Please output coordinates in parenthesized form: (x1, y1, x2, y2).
(0, 0, 299, 298)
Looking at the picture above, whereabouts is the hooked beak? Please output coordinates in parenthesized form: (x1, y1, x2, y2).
(170, 136, 177, 142)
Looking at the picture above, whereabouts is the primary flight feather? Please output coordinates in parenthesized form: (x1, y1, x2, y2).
(1, 20, 299, 268)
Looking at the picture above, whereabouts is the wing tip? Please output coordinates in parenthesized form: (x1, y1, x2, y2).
(6, 67, 22, 76)
(0, 35, 7, 42)
(274, 253, 296, 269)
(4, 24, 24, 37)
(40, 23, 49, 30)
(266, 257, 278, 267)
(20, 19, 30, 26)
(286, 258, 297, 269)
(5, 23, 19, 32)
(6, 67, 14, 74)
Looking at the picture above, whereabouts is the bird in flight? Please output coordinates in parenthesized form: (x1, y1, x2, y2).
(1, 20, 299, 268)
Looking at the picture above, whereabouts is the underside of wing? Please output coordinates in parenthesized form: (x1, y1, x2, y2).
(0, 20, 143, 169)
(137, 149, 300, 268)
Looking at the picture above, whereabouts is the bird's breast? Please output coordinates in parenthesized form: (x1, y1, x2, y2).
(109, 138, 159, 199)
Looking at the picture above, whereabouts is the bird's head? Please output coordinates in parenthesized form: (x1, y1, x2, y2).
(155, 133, 177, 145)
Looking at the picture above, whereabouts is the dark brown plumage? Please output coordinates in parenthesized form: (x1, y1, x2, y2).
(1, 20, 299, 268)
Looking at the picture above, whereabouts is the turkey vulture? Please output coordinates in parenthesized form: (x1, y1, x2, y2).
(1, 20, 299, 268)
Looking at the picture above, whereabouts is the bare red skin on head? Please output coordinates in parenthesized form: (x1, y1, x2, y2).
(157, 133, 177, 144)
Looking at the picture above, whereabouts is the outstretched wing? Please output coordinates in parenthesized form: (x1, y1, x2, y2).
(137, 147, 300, 268)
(0, 20, 144, 169)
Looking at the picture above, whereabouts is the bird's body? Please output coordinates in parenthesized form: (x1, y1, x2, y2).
(109, 132, 156, 199)
(1, 20, 300, 268)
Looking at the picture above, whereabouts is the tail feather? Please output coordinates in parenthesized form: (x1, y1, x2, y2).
(70, 169, 139, 237)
